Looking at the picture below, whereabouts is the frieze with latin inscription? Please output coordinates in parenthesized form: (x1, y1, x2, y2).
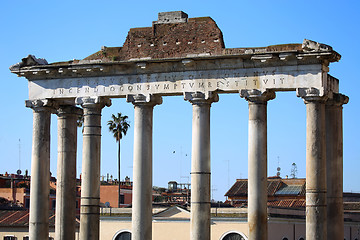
(28, 65, 327, 99)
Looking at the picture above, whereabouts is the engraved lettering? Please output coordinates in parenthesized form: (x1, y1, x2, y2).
(69, 88, 72, 93)
(263, 79, 268, 84)
(110, 86, 115, 91)
(85, 88, 90, 93)
(128, 86, 133, 91)
(164, 84, 170, 90)
(199, 82, 205, 88)
(208, 82, 212, 88)
(189, 82, 194, 88)
(120, 86, 124, 91)
(59, 88, 64, 94)
(146, 85, 150, 90)
(235, 81, 239, 87)
(155, 84, 160, 90)
(253, 80, 257, 85)
(280, 77, 284, 84)
(217, 81, 224, 87)
(137, 85, 142, 91)
(174, 83, 178, 89)
(181, 83, 186, 89)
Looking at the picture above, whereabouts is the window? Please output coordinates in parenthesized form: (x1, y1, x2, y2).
(220, 232, 247, 240)
(275, 185, 303, 195)
(23, 237, 29, 240)
(299, 238, 305, 240)
(4, 236, 17, 240)
(25, 198, 30, 208)
(120, 194, 125, 204)
(113, 230, 131, 240)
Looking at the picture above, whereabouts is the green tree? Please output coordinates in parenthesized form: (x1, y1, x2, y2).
(107, 113, 130, 207)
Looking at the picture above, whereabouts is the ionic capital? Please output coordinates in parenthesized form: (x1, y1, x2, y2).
(240, 89, 275, 104)
(326, 93, 349, 107)
(126, 94, 162, 106)
(56, 105, 83, 117)
(75, 96, 111, 109)
(184, 91, 219, 105)
(25, 99, 58, 113)
(296, 87, 328, 103)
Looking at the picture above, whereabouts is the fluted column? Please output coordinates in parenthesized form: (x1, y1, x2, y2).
(240, 90, 275, 240)
(55, 105, 83, 240)
(26, 99, 56, 240)
(326, 93, 348, 240)
(127, 94, 162, 240)
(184, 92, 218, 240)
(298, 88, 328, 240)
(76, 97, 111, 240)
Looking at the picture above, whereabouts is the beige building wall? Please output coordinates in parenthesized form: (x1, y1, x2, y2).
(0, 227, 79, 239)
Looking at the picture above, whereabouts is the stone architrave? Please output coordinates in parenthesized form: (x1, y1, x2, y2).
(297, 87, 328, 240)
(55, 105, 83, 240)
(240, 89, 275, 240)
(126, 94, 162, 240)
(26, 99, 57, 240)
(76, 97, 111, 240)
(326, 93, 348, 240)
(185, 91, 218, 240)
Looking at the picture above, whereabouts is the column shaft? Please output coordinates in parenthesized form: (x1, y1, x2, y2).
(127, 94, 161, 240)
(55, 106, 82, 240)
(132, 104, 154, 240)
(185, 92, 218, 240)
(191, 102, 211, 240)
(326, 94, 348, 240)
(240, 90, 274, 240)
(78, 97, 110, 240)
(248, 102, 268, 240)
(306, 100, 327, 240)
(28, 105, 52, 240)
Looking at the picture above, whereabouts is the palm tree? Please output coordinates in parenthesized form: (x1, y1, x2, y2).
(107, 113, 130, 208)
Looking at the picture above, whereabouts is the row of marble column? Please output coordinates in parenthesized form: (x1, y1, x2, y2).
(26, 89, 347, 240)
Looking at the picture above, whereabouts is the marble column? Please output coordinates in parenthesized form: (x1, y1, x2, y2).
(55, 105, 83, 240)
(76, 97, 111, 240)
(240, 90, 275, 240)
(326, 93, 348, 240)
(127, 94, 162, 240)
(26, 99, 56, 240)
(298, 88, 328, 240)
(184, 92, 218, 240)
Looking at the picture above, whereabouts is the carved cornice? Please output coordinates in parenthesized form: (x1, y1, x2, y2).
(326, 93, 349, 107)
(296, 87, 328, 103)
(75, 96, 111, 108)
(240, 89, 275, 103)
(126, 94, 163, 106)
(25, 99, 57, 112)
(184, 91, 219, 105)
(56, 105, 83, 117)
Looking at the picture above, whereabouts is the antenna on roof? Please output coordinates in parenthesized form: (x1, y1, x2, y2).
(291, 163, 298, 178)
(276, 156, 281, 177)
(18, 139, 21, 171)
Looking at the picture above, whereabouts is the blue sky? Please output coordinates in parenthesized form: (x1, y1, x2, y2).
(1, 1, 359, 201)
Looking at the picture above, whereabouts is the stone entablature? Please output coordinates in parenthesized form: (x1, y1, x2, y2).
(9, 11, 341, 102)
(11, 47, 339, 101)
